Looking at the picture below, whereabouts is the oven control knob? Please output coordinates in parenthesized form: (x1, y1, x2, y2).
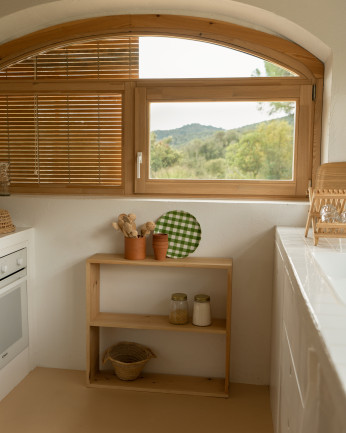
(1, 265, 8, 274)
(17, 258, 24, 267)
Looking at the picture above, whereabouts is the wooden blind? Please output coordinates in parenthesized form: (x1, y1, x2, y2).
(0, 37, 139, 80)
(0, 58, 35, 80)
(0, 95, 36, 183)
(0, 94, 123, 189)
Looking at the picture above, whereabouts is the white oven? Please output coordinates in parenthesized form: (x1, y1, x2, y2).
(0, 248, 28, 369)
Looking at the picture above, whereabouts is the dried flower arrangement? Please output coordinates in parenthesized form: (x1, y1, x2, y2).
(112, 213, 156, 238)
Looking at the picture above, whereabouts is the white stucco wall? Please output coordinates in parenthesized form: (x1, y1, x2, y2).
(0, 196, 309, 384)
(0, 0, 344, 385)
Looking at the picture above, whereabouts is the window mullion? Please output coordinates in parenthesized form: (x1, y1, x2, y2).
(67, 95, 71, 184)
(34, 95, 39, 182)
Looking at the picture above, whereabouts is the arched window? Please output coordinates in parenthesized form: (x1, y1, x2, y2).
(0, 15, 323, 198)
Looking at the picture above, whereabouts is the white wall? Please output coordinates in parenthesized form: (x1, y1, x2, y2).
(0, 0, 344, 384)
(0, 195, 309, 384)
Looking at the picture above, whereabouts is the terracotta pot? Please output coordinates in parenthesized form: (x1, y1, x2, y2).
(124, 236, 146, 260)
(152, 233, 168, 261)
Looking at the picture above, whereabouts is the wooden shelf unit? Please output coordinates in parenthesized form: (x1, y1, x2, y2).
(86, 254, 232, 398)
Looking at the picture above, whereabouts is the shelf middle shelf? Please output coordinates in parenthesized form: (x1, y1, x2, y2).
(90, 312, 226, 334)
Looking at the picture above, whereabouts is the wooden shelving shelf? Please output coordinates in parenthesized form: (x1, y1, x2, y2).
(87, 253, 232, 269)
(86, 253, 232, 398)
(90, 371, 227, 398)
(90, 312, 227, 334)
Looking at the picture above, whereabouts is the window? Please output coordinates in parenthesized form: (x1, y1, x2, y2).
(134, 82, 310, 197)
(0, 15, 323, 198)
(0, 37, 137, 194)
(149, 101, 296, 180)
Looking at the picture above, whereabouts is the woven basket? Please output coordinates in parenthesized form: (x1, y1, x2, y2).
(103, 341, 156, 381)
(0, 209, 15, 234)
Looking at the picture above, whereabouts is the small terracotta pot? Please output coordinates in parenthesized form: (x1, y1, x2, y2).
(152, 233, 168, 261)
(124, 236, 146, 260)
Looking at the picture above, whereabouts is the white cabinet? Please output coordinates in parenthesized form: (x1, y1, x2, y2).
(279, 325, 304, 433)
(271, 238, 346, 433)
(270, 245, 285, 432)
(318, 368, 346, 433)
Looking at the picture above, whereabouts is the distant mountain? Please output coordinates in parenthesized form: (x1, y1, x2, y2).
(153, 123, 224, 147)
(152, 115, 294, 148)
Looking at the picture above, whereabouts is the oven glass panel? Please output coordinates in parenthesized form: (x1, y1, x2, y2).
(0, 287, 22, 354)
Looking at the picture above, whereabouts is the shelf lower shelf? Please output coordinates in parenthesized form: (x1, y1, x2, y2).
(88, 370, 228, 398)
(90, 312, 227, 334)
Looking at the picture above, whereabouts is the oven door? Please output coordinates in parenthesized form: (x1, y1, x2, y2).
(0, 280, 28, 369)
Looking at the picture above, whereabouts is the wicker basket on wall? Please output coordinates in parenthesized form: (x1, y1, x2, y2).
(0, 209, 15, 234)
(103, 341, 156, 381)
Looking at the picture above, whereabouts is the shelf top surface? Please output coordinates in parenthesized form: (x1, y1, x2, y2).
(87, 254, 232, 269)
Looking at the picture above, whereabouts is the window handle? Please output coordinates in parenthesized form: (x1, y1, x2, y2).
(137, 152, 143, 179)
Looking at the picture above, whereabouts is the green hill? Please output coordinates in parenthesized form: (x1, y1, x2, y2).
(153, 115, 293, 148)
(153, 123, 224, 147)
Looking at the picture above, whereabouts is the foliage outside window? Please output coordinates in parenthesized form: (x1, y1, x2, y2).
(0, 15, 323, 198)
(149, 100, 296, 181)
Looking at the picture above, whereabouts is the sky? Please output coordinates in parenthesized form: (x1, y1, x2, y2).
(139, 36, 267, 79)
(149, 101, 290, 132)
(139, 37, 293, 131)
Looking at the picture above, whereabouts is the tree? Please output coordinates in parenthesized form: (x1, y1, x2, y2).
(253, 61, 295, 116)
(253, 60, 293, 78)
(227, 120, 293, 180)
(233, 131, 265, 178)
(257, 121, 293, 180)
(150, 133, 182, 176)
(205, 158, 227, 179)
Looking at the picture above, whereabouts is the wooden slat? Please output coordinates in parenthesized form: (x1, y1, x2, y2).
(0, 93, 124, 187)
(0, 37, 139, 81)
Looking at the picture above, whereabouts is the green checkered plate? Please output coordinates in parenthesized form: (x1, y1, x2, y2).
(154, 210, 201, 258)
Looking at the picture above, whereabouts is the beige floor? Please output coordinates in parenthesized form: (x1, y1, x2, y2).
(0, 368, 273, 433)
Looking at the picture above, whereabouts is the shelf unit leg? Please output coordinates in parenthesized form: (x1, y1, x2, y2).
(225, 267, 232, 394)
(87, 326, 100, 383)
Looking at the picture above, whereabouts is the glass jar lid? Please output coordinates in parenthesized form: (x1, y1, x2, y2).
(171, 292, 187, 301)
(194, 294, 210, 303)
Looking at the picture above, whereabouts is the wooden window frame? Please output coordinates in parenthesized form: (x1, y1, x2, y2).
(134, 79, 313, 198)
(0, 14, 324, 199)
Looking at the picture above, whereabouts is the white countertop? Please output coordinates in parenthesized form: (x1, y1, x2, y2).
(276, 226, 346, 396)
(0, 228, 34, 254)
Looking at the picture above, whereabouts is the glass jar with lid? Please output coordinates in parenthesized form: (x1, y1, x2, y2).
(169, 292, 188, 325)
(192, 294, 211, 326)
